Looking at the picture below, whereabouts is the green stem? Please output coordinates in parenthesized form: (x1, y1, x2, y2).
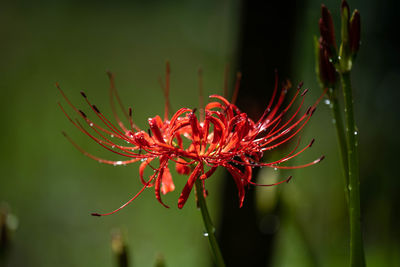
(329, 90, 350, 204)
(194, 179, 225, 267)
(340, 71, 366, 267)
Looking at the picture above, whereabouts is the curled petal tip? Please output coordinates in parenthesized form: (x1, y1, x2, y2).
(91, 213, 102, 217)
(80, 91, 87, 98)
(319, 155, 325, 162)
(286, 176, 293, 183)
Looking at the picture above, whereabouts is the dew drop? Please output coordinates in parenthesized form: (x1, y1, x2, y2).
(348, 184, 352, 191)
(111, 145, 115, 148)
(110, 134, 114, 138)
(354, 131, 358, 135)
(203, 232, 209, 237)
(89, 123, 94, 127)
(324, 99, 331, 105)
(274, 168, 278, 171)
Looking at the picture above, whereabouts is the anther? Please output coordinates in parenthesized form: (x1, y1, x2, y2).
(79, 110, 87, 118)
(310, 107, 317, 116)
(309, 139, 315, 147)
(93, 105, 100, 113)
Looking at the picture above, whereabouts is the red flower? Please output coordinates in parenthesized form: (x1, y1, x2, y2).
(58, 64, 323, 216)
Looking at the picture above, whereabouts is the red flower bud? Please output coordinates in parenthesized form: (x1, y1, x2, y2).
(349, 10, 361, 54)
(320, 5, 336, 49)
(319, 41, 337, 86)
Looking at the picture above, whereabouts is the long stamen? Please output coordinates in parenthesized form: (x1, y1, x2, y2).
(267, 155, 325, 169)
(223, 64, 229, 99)
(62, 132, 140, 165)
(106, 71, 139, 132)
(164, 61, 171, 121)
(91, 174, 156, 216)
(249, 175, 293, 186)
(231, 72, 242, 106)
(198, 68, 204, 121)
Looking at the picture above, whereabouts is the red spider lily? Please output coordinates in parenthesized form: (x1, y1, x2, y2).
(58, 63, 324, 216)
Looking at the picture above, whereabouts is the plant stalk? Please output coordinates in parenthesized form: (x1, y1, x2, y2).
(194, 179, 225, 267)
(340, 71, 366, 267)
(329, 89, 350, 204)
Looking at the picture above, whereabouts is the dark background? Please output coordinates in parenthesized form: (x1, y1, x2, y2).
(0, 0, 398, 266)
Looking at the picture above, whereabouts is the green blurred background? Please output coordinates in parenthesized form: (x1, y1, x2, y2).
(0, 0, 398, 266)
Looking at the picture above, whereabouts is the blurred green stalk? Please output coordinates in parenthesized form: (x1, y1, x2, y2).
(340, 71, 365, 267)
(111, 230, 129, 267)
(194, 179, 225, 267)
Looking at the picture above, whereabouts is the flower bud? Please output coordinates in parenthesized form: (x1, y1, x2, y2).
(339, 0, 352, 72)
(340, 0, 350, 45)
(349, 10, 361, 55)
(316, 37, 337, 88)
(319, 5, 336, 49)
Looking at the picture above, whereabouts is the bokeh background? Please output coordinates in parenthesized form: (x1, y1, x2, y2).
(0, 0, 398, 266)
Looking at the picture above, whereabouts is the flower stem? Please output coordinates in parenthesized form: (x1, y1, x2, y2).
(194, 179, 225, 267)
(329, 89, 350, 204)
(340, 71, 366, 267)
